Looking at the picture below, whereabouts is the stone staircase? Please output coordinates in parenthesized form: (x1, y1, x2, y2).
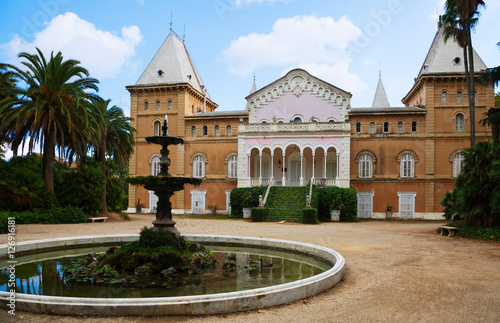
(265, 187, 307, 221)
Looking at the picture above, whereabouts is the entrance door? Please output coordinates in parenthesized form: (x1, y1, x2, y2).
(149, 191, 159, 213)
(398, 193, 416, 219)
(191, 190, 206, 214)
(357, 193, 373, 219)
(291, 161, 301, 186)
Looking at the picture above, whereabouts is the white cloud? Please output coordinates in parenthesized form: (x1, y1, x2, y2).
(429, 0, 446, 20)
(0, 12, 142, 79)
(222, 14, 367, 91)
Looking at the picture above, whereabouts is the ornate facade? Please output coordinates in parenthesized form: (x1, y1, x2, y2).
(127, 26, 494, 220)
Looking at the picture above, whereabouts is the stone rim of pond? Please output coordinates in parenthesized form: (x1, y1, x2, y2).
(0, 234, 345, 316)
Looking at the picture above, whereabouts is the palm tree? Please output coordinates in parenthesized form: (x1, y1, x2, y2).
(0, 48, 99, 192)
(442, 0, 485, 147)
(91, 97, 136, 211)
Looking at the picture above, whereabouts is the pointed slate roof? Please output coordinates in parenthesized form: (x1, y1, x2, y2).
(372, 73, 390, 108)
(249, 78, 257, 95)
(136, 30, 208, 98)
(417, 26, 487, 77)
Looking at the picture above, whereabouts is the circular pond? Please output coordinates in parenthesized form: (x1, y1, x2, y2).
(0, 235, 345, 315)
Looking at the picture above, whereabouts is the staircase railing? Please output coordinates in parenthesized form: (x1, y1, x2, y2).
(262, 178, 274, 207)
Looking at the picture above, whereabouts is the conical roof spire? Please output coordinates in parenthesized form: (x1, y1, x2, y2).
(372, 72, 390, 108)
(136, 30, 208, 98)
(249, 70, 257, 94)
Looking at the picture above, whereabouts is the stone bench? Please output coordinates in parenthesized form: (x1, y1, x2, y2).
(88, 217, 108, 223)
(439, 226, 457, 237)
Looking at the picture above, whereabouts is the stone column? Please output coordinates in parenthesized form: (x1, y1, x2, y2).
(312, 152, 315, 182)
(259, 151, 262, 186)
(336, 152, 340, 184)
(300, 152, 304, 186)
(324, 152, 327, 179)
(270, 152, 274, 182)
(282, 152, 286, 186)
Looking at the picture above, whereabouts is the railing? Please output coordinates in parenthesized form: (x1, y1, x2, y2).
(251, 178, 271, 187)
(239, 122, 350, 133)
(312, 178, 337, 187)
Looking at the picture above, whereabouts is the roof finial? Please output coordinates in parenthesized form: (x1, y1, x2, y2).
(379, 62, 381, 77)
(170, 10, 173, 31)
(253, 68, 256, 82)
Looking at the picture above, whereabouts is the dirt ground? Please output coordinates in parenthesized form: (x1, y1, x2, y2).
(3, 214, 500, 323)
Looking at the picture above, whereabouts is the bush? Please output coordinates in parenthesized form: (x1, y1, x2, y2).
(315, 186, 357, 222)
(251, 207, 268, 222)
(0, 206, 86, 234)
(302, 208, 318, 224)
(229, 187, 266, 217)
(440, 220, 500, 241)
(138, 226, 184, 249)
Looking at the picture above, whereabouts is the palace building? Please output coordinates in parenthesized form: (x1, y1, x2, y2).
(126, 25, 494, 220)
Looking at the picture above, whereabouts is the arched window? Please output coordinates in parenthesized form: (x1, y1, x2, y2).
(398, 121, 404, 133)
(293, 116, 302, 123)
(151, 156, 160, 176)
(412, 121, 417, 133)
(474, 91, 478, 103)
(154, 121, 161, 136)
(355, 122, 361, 133)
(215, 125, 220, 136)
(453, 152, 464, 178)
(203, 125, 208, 136)
(359, 154, 373, 178)
(369, 122, 375, 134)
(400, 154, 415, 178)
(227, 155, 237, 178)
(455, 113, 464, 132)
(441, 91, 447, 103)
(168, 100, 173, 110)
(193, 155, 205, 178)
(191, 126, 196, 137)
(144, 101, 149, 111)
(456, 91, 462, 103)
(156, 101, 161, 111)
(226, 125, 232, 136)
(383, 121, 389, 133)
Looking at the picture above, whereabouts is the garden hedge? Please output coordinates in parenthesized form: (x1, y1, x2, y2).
(302, 208, 318, 224)
(229, 187, 266, 218)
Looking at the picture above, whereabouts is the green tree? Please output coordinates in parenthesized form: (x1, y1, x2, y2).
(91, 97, 136, 211)
(0, 48, 99, 192)
(442, 0, 485, 147)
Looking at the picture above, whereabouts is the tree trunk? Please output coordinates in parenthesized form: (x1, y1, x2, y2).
(466, 24, 476, 148)
(99, 127, 107, 212)
(43, 127, 56, 193)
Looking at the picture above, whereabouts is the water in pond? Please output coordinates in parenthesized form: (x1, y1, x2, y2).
(0, 244, 330, 298)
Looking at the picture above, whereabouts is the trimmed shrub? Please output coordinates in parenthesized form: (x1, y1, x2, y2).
(0, 206, 86, 234)
(229, 187, 266, 217)
(138, 226, 184, 249)
(315, 185, 357, 222)
(302, 208, 318, 224)
(251, 207, 268, 222)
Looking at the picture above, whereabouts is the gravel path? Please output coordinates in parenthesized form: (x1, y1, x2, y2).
(3, 214, 500, 322)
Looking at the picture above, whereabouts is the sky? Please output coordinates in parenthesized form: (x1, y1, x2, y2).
(0, 0, 499, 117)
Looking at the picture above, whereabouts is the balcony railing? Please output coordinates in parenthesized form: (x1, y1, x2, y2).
(239, 122, 350, 134)
(250, 177, 337, 187)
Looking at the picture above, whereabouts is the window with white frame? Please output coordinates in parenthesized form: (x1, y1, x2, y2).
(168, 100, 173, 110)
(400, 153, 415, 178)
(156, 101, 161, 111)
(358, 154, 373, 178)
(456, 91, 462, 103)
(215, 125, 220, 136)
(357, 193, 374, 219)
(455, 113, 464, 132)
(369, 122, 375, 133)
(398, 121, 404, 133)
(398, 192, 416, 219)
(226, 125, 232, 136)
(453, 152, 464, 177)
(193, 155, 205, 178)
(441, 91, 447, 103)
(151, 156, 160, 175)
(227, 155, 237, 178)
(154, 121, 161, 136)
(191, 126, 196, 137)
(144, 101, 149, 111)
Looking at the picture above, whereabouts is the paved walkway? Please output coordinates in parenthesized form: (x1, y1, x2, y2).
(4, 215, 500, 322)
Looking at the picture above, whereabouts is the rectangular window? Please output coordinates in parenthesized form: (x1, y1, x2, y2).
(398, 193, 416, 219)
(357, 193, 374, 219)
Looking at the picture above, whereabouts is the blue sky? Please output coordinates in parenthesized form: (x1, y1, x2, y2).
(1, 0, 499, 118)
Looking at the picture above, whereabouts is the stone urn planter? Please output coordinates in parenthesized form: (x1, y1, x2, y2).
(385, 204, 393, 220)
(330, 210, 340, 222)
(243, 207, 252, 219)
(209, 205, 217, 215)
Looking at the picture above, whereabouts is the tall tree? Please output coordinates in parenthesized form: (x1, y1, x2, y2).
(442, 0, 485, 147)
(0, 48, 99, 192)
(91, 97, 136, 211)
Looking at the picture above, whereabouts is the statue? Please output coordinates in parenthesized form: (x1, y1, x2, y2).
(162, 114, 168, 136)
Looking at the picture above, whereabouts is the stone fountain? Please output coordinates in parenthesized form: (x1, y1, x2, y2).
(128, 116, 201, 238)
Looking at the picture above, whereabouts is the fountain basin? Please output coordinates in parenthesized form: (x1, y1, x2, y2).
(0, 235, 345, 316)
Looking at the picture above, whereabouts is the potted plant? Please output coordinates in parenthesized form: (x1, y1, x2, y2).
(242, 192, 253, 219)
(385, 204, 393, 219)
(330, 196, 343, 222)
(208, 204, 217, 215)
(136, 199, 143, 214)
